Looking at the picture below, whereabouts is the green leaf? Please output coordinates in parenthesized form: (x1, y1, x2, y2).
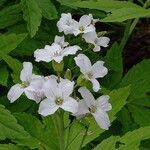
(0, 4, 22, 29)
(0, 63, 9, 86)
(0, 105, 46, 149)
(15, 113, 59, 150)
(102, 42, 123, 89)
(94, 126, 150, 150)
(1, 55, 22, 83)
(120, 60, 150, 101)
(58, 0, 141, 12)
(128, 104, 150, 126)
(0, 33, 27, 57)
(0, 0, 6, 7)
(105, 42, 122, 72)
(83, 86, 130, 147)
(36, 0, 57, 20)
(21, 0, 42, 37)
(0, 144, 29, 150)
(102, 7, 150, 22)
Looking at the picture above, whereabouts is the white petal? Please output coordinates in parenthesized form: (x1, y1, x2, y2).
(90, 78, 100, 92)
(34, 48, 52, 62)
(74, 100, 89, 117)
(63, 45, 81, 56)
(58, 79, 74, 97)
(43, 78, 58, 99)
(93, 45, 100, 52)
(38, 98, 58, 116)
(97, 37, 110, 47)
(61, 97, 78, 114)
(93, 110, 110, 130)
(20, 62, 33, 82)
(7, 84, 24, 103)
(97, 95, 112, 111)
(82, 31, 97, 44)
(84, 25, 95, 34)
(78, 87, 96, 107)
(74, 54, 92, 74)
(54, 35, 69, 47)
(79, 15, 92, 27)
(54, 35, 64, 44)
(53, 56, 64, 63)
(92, 61, 108, 78)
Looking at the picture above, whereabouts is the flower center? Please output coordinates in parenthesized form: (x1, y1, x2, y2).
(21, 81, 30, 88)
(89, 105, 97, 113)
(53, 51, 62, 57)
(55, 97, 63, 105)
(79, 26, 85, 32)
(87, 72, 93, 79)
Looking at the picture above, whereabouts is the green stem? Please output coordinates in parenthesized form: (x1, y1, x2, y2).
(57, 110, 65, 150)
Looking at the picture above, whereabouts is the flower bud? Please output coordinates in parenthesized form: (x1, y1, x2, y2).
(52, 60, 64, 73)
(64, 69, 72, 80)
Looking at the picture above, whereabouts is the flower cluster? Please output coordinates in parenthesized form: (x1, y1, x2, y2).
(7, 13, 112, 130)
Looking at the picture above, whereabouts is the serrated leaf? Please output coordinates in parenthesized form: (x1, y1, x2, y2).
(0, 33, 27, 58)
(1, 55, 22, 83)
(102, 42, 123, 89)
(36, 0, 57, 20)
(0, 144, 29, 150)
(105, 42, 122, 72)
(94, 126, 150, 150)
(0, 63, 9, 86)
(14, 113, 59, 150)
(120, 60, 150, 101)
(0, 4, 22, 29)
(0, 104, 39, 149)
(128, 104, 150, 126)
(21, 0, 42, 37)
(58, 0, 141, 12)
(102, 7, 150, 22)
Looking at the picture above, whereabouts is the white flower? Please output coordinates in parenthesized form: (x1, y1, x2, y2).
(78, 87, 112, 130)
(38, 78, 78, 116)
(54, 35, 69, 48)
(74, 54, 108, 92)
(7, 62, 45, 103)
(72, 15, 95, 36)
(34, 43, 81, 63)
(57, 13, 77, 35)
(83, 31, 110, 52)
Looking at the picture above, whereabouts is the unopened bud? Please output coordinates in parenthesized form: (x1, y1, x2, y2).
(64, 69, 72, 80)
(52, 60, 64, 73)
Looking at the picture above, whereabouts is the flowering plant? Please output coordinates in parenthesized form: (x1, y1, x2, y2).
(0, 0, 150, 150)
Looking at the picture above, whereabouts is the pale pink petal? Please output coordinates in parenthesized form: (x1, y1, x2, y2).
(92, 61, 108, 78)
(63, 45, 81, 56)
(74, 100, 89, 117)
(78, 87, 96, 107)
(20, 62, 33, 82)
(97, 95, 112, 111)
(84, 25, 95, 34)
(93, 110, 111, 130)
(58, 79, 74, 97)
(74, 54, 92, 74)
(82, 31, 97, 44)
(93, 45, 100, 52)
(38, 98, 58, 116)
(34, 48, 52, 62)
(61, 97, 78, 114)
(79, 15, 92, 27)
(7, 84, 24, 103)
(97, 37, 110, 47)
(90, 78, 100, 92)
